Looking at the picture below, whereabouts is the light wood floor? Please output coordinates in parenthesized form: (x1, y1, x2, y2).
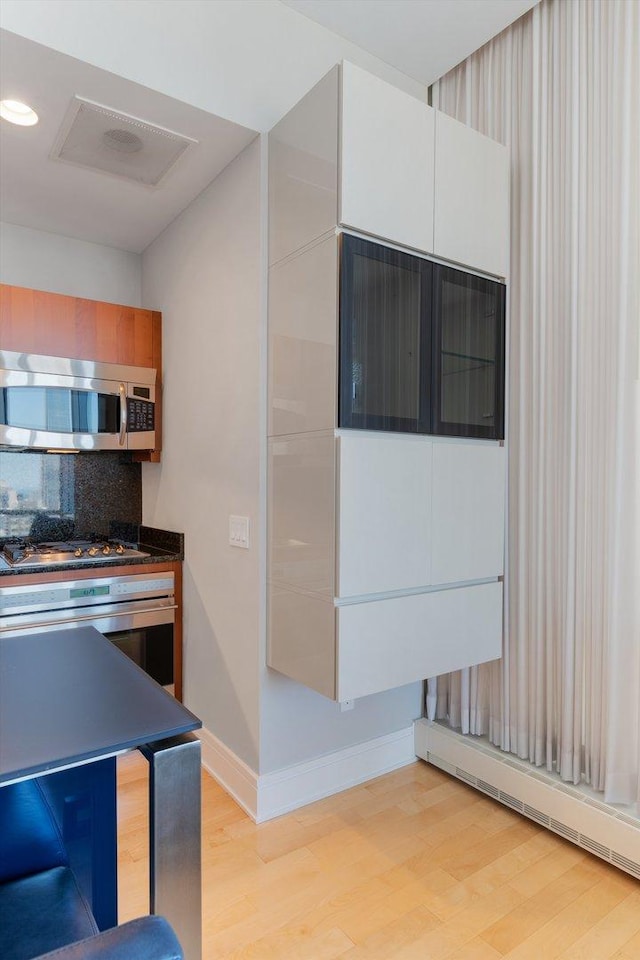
(117, 752, 640, 959)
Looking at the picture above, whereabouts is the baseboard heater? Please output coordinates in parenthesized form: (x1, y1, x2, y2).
(414, 719, 640, 880)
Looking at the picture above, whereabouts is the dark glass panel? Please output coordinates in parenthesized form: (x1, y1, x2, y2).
(340, 235, 430, 432)
(108, 625, 173, 686)
(432, 266, 505, 439)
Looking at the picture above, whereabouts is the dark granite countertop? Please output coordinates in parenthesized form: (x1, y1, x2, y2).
(0, 525, 184, 578)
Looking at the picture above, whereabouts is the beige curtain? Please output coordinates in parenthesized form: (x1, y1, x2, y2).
(428, 0, 640, 802)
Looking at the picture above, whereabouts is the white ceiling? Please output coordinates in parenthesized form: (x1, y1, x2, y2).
(0, 31, 257, 253)
(283, 0, 539, 86)
(0, 1, 538, 255)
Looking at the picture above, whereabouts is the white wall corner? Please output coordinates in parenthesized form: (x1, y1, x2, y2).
(200, 724, 417, 824)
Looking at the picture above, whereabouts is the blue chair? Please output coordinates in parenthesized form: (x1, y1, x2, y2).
(0, 780, 182, 960)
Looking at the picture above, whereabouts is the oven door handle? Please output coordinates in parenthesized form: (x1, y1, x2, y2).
(0, 604, 178, 634)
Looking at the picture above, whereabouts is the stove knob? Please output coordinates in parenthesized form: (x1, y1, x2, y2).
(115, 543, 125, 554)
(74, 548, 83, 557)
(87, 546, 100, 557)
(102, 544, 111, 555)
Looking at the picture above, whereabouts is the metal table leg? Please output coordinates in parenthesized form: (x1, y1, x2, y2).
(140, 734, 202, 960)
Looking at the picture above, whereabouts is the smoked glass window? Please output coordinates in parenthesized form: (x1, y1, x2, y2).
(339, 235, 430, 432)
(338, 235, 505, 440)
(108, 625, 174, 687)
(432, 266, 505, 440)
(0, 387, 120, 434)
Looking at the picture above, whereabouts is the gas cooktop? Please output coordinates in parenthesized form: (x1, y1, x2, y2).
(1, 539, 150, 569)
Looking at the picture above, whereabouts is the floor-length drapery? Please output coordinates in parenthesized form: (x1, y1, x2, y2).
(428, 0, 640, 803)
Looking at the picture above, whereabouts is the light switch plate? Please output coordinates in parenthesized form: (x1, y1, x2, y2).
(229, 515, 250, 549)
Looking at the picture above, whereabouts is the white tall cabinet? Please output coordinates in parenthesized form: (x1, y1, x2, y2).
(268, 62, 509, 702)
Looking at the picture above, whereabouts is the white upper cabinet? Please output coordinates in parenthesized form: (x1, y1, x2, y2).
(269, 62, 435, 264)
(340, 63, 435, 254)
(434, 111, 509, 278)
(269, 62, 508, 276)
(269, 67, 339, 266)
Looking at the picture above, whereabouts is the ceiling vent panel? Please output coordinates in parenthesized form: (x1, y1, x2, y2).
(50, 97, 197, 186)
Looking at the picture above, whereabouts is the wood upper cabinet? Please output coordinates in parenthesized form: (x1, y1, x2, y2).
(0, 284, 161, 367)
(0, 284, 162, 461)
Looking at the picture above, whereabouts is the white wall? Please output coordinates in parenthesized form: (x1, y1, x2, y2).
(141, 138, 263, 770)
(0, 221, 142, 305)
(0, 0, 426, 133)
(141, 134, 422, 776)
(260, 671, 422, 774)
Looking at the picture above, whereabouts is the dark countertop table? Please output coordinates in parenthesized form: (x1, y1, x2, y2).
(0, 625, 198, 783)
(0, 625, 202, 959)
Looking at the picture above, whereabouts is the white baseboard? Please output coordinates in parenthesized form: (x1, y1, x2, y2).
(257, 726, 416, 822)
(415, 719, 640, 880)
(199, 725, 416, 823)
(197, 727, 259, 820)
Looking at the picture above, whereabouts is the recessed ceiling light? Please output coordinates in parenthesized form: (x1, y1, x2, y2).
(0, 99, 39, 126)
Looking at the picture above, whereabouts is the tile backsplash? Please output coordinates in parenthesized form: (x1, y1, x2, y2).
(0, 450, 142, 540)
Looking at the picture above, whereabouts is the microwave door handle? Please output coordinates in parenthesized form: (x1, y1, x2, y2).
(119, 383, 127, 446)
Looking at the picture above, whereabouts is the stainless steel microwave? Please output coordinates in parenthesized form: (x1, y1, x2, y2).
(0, 350, 157, 452)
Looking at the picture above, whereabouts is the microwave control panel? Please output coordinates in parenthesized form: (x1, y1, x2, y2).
(127, 398, 155, 432)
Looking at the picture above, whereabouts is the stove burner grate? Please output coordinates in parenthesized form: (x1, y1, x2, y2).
(1, 538, 149, 567)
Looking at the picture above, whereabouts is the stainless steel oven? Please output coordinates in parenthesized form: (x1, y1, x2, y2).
(0, 350, 157, 452)
(0, 571, 175, 688)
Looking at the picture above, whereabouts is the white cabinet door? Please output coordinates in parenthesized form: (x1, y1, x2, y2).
(431, 440, 506, 585)
(268, 585, 336, 700)
(269, 66, 339, 265)
(340, 62, 435, 254)
(433, 111, 509, 278)
(338, 433, 432, 597)
(337, 581, 503, 700)
(269, 434, 336, 597)
(269, 236, 338, 437)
